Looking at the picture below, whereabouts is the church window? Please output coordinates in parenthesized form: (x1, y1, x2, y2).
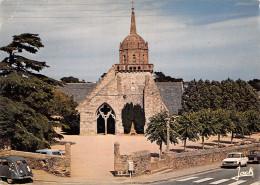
(133, 54, 136, 63)
(133, 67, 136, 70)
(96, 103, 115, 135)
(138, 66, 141, 70)
(130, 67, 132, 70)
(117, 66, 120, 70)
(123, 55, 126, 64)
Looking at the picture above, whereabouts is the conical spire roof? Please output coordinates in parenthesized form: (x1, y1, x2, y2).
(130, 8, 136, 34)
(121, 8, 147, 50)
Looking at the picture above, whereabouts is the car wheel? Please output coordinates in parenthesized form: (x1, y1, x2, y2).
(6, 178, 14, 184)
(244, 162, 247, 167)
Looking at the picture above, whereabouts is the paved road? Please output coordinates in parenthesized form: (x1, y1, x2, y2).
(158, 163, 260, 185)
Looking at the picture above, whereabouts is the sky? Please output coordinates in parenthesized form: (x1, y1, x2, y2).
(0, 0, 259, 82)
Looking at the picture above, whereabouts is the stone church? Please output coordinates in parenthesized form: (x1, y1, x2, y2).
(58, 8, 183, 135)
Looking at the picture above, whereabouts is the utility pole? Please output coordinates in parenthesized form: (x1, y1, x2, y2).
(165, 113, 170, 152)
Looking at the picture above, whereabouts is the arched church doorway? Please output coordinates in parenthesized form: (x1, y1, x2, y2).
(96, 103, 116, 135)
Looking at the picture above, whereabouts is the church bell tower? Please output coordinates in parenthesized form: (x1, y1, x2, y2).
(115, 8, 154, 72)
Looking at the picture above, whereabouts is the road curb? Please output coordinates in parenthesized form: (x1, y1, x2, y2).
(118, 166, 221, 184)
(33, 166, 221, 184)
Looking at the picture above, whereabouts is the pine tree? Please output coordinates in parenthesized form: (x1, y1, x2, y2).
(0, 33, 78, 151)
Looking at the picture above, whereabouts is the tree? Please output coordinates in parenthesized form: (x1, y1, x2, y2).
(145, 112, 180, 157)
(121, 103, 145, 134)
(195, 109, 216, 149)
(228, 110, 247, 144)
(51, 89, 80, 135)
(248, 79, 260, 91)
(60, 76, 80, 83)
(133, 104, 146, 134)
(0, 95, 50, 151)
(153, 71, 183, 82)
(244, 110, 260, 137)
(182, 79, 258, 113)
(177, 112, 200, 151)
(212, 109, 230, 146)
(0, 33, 77, 151)
(221, 79, 259, 112)
(121, 103, 134, 133)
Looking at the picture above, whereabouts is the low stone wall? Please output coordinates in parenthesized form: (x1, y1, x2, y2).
(150, 158, 167, 171)
(0, 143, 71, 177)
(114, 142, 260, 177)
(114, 142, 151, 176)
(163, 143, 260, 171)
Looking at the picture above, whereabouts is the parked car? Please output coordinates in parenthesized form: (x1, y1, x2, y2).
(0, 156, 33, 184)
(247, 150, 260, 163)
(36, 149, 63, 155)
(222, 152, 248, 167)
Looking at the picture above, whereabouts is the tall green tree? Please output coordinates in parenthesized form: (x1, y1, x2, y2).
(228, 110, 247, 144)
(133, 104, 146, 134)
(244, 110, 260, 137)
(0, 33, 77, 151)
(51, 89, 80, 135)
(121, 103, 134, 133)
(212, 109, 230, 146)
(0, 95, 50, 151)
(145, 111, 180, 157)
(121, 103, 145, 134)
(177, 112, 200, 151)
(195, 109, 216, 149)
(182, 79, 258, 113)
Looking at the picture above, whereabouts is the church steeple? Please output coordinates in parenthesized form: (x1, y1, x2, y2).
(130, 8, 136, 34)
(116, 8, 154, 73)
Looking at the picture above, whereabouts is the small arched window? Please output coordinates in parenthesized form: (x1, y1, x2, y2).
(133, 54, 136, 63)
(138, 66, 141, 70)
(123, 55, 126, 64)
(117, 66, 120, 70)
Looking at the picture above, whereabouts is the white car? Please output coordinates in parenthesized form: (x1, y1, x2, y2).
(36, 149, 63, 155)
(222, 152, 248, 167)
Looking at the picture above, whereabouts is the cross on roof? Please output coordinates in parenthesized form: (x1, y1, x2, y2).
(131, 0, 134, 8)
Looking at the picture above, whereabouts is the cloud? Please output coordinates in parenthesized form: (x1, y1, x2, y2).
(0, 0, 259, 82)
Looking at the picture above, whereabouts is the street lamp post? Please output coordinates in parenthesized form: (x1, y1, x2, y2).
(165, 114, 170, 152)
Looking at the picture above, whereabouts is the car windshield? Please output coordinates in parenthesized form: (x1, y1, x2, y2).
(52, 151, 62, 155)
(16, 160, 27, 165)
(227, 154, 241, 158)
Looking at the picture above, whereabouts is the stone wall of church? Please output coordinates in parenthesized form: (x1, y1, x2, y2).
(77, 66, 168, 135)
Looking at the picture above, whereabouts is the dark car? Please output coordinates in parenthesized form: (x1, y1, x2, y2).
(0, 156, 33, 184)
(247, 150, 260, 163)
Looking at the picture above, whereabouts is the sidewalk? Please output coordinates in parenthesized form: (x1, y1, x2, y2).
(33, 162, 222, 184)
